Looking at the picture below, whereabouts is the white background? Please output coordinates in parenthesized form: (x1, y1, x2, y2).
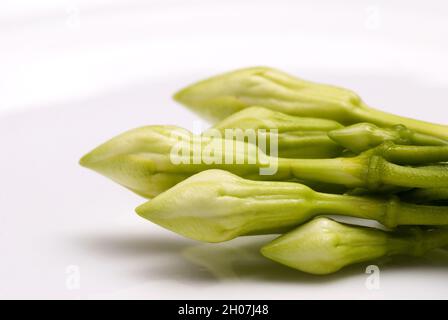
(1, 0, 448, 299)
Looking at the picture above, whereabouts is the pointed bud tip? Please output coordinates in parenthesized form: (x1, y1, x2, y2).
(172, 87, 188, 104)
(173, 66, 275, 103)
(79, 146, 105, 169)
(259, 243, 276, 260)
(328, 123, 382, 153)
(135, 202, 149, 218)
(135, 200, 153, 220)
(79, 152, 93, 168)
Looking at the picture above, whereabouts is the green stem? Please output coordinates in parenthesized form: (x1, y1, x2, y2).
(419, 229, 448, 253)
(353, 104, 448, 140)
(315, 192, 448, 228)
(411, 132, 448, 147)
(379, 161, 448, 189)
(284, 153, 448, 190)
(314, 192, 387, 221)
(394, 227, 448, 257)
(400, 188, 448, 204)
(382, 145, 448, 165)
(285, 157, 366, 188)
(394, 203, 448, 227)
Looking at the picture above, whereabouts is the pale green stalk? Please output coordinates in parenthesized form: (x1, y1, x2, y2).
(400, 188, 448, 204)
(329, 123, 448, 153)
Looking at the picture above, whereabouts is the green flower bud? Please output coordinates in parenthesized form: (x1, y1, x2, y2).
(262, 218, 393, 275)
(174, 67, 448, 140)
(79, 126, 192, 198)
(174, 67, 362, 124)
(136, 170, 316, 243)
(261, 218, 448, 275)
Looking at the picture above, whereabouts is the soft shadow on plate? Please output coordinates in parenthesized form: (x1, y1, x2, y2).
(73, 231, 448, 285)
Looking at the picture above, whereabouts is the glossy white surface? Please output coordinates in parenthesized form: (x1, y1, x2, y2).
(1, 0, 448, 299)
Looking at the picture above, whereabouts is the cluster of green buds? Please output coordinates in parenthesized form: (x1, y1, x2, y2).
(81, 67, 448, 275)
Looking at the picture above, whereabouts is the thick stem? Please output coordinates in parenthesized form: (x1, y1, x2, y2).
(420, 229, 448, 252)
(400, 188, 448, 204)
(393, 202, 448, 227)
(284, 153, 448, 191)
(285, 157, 366, 188)
(353, 104, 448, 140)
(384, 228, 448, 257)
(379, 161, 448, 189)
(314, 192, 387, 222)
(315, 192, 448, 228)
(383, 145, 448, 165)
(411, 132, 448, 147)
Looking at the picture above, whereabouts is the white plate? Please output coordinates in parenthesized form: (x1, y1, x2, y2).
(1, 0, 448, 299)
